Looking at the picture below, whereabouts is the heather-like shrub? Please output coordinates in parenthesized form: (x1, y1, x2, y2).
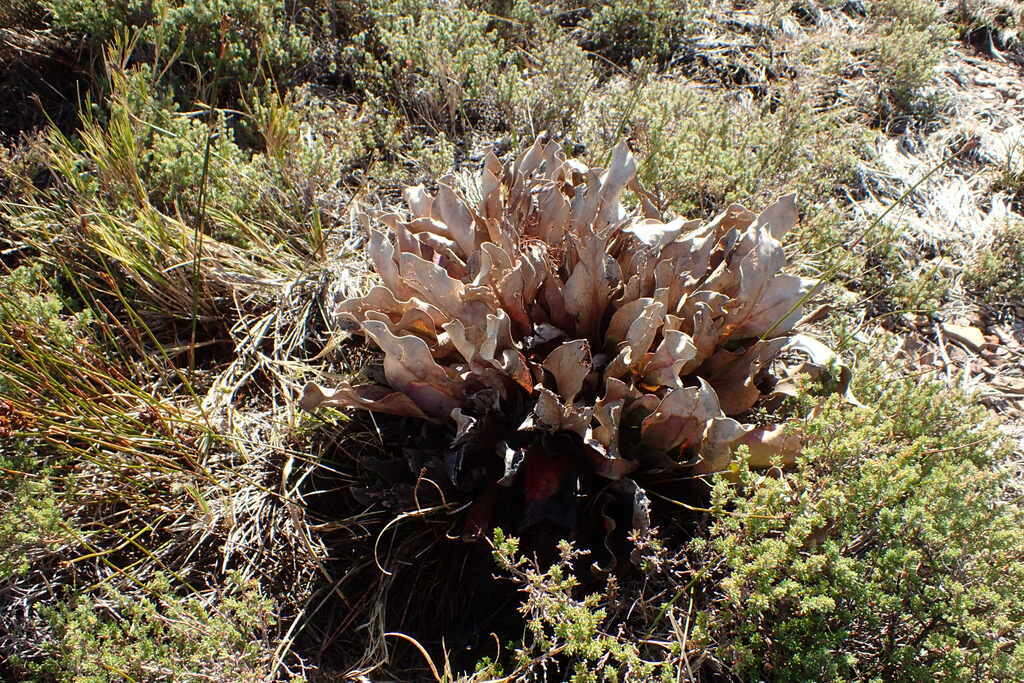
(581, 0, 707, 67)
(868, 0, 954, 123)
(29, 573, 279, 680)
(964, 219, 1024, 305)
(343, 3, 523, 132)
(472, 360, 1024, 680)
(578, 78, 864, 215)
(695, 369, 1024, 680)
(43, 0, 310, 98)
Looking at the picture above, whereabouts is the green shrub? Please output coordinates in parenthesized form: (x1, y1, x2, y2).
(0, 267, 86, 507)
(0, 274, 77, 581)
(343, 3, 522, 133)
(0, 263, 91, 354)
(110, 66, 259, 222)
(0, 479, 68, 581)
(578, 77, 863, 215)
(477, 350, 1024, 681)
(868, 0, 954, 125)
(486, 531, 674, 682)
(963, 219, 1024, 305)
(857, 225, 950, 316)
(695, 364, 1024, 680)
(338, 2, 596, 138)
(0, 245, 293, 680)
(791, 206, 952, 320)
(35, 60, 262, 226)
(28, 572, 280, 681)
(510, 27, 596, 136)
(582, 0, 708, 68)
(0, 264, 92, 473)
(42, 0, 311, 100)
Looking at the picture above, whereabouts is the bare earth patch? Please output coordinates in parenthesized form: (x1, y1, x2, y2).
(841, 45, 1024, 458)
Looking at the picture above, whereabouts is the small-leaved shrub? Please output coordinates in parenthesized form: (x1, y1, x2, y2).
(28, 573, 280, 681)
(0, 264, 92, 481)
(3, 55, 360, 330)
(0, 479, 67, 581)
(337, 1, 596, 138)
(344, 3, 523, 133)
(43, 0, 311, 100)
(485, 530, 674, 681)
(868, 0, 954, 125)
(964, 219, 1024, 305)
(579, 77, 863, 215)
(581, 0, 709, 68)
(695, 361, 1024, 680)
(479, 353, 1024, 680)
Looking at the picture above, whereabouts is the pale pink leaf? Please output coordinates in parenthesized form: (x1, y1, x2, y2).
(624, 299, 666, 358)
(738, 423, 802, 468)
(692, 416, 750, 474)
(606, 297, 654, 347)
(404, 185, 433, 219)
(596, 140, 637, 229)
(643, 330, 697, 389)
(361, 320, 462, 419)
(753, 193, 798, 240)
(543, 339, 592, 403)
(703, 338, 788, 415)
(398, 252, 467, 315)
(368, 231, 414, 300)
(300, 382, 431, 420)
(435, 182, 476, 256)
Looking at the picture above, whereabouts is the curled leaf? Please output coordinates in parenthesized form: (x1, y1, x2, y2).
(640, 379, 721, 453)
(300, 382, 431, 420)
(543, 339, 592, 404)
(643, 330, 697, 389)
(703, 338, 788, 415)
(738, 423, 803, 468)
(782, 333, 861, 407)
(753, 193, 798, 240)
(362, 320, 462, 419)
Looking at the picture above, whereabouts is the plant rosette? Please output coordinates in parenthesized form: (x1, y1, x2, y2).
(303, 136, 847, 559)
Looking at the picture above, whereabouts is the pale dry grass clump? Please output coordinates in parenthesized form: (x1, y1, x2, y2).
(0, 284, 332, 678)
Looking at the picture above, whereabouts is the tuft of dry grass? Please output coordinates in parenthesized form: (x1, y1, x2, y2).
(0, 265, 335, 677)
